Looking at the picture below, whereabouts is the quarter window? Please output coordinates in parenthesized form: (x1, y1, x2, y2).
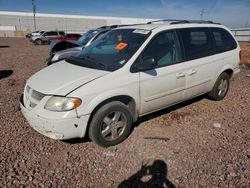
(44, 32, 58, 36)
(211, 28, 237, 53)
(179, 28, 213, 60)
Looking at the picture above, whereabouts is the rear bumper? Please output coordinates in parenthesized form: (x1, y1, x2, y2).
(20, 96, 90, 140)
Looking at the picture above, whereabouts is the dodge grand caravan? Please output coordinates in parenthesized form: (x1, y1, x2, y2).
(20, 20, 240, 147)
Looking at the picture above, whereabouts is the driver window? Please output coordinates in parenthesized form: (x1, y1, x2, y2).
(142, 31, 180, 67)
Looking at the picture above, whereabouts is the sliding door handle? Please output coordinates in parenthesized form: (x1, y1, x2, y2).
(188, 69, 197, 75)
(176, 72, 186, 78)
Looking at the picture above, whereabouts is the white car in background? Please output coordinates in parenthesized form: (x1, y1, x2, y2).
(20, 20, 240, 147)
(32, 30, 45, 37)
(25, 31, 45, 38)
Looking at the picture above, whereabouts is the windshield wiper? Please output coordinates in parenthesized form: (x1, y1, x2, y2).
(81, 55, 109, 70)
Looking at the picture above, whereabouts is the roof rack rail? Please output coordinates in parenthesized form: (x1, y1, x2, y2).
(98, 25, 121, 29)
(147, 19, 184, 24)
(147, 19, 220, 25)
(99, 23, 149, 30)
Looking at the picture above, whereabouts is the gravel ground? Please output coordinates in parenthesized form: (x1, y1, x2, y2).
(240, 42, 250, 64)
(0, 38, 249, 188)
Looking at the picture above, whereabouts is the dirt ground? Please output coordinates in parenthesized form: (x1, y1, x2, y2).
(0, 38, 249, 188)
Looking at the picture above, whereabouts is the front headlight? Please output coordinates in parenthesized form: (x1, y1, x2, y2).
(45, 96, 82, 112)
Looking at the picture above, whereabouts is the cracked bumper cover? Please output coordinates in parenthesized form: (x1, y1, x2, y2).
(20, 98, 90, 140)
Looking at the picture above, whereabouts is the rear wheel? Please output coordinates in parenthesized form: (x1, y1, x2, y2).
(88, 101, 133, 147)
(209, 72, 230, 101)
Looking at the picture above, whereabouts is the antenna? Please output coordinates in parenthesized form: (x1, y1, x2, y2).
(32, 0, 37, 30)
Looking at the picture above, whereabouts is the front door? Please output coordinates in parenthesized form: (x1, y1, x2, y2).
(138, 30, 186, 115)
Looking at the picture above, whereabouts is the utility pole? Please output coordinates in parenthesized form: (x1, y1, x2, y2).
(200, 8, 205, 20)
(18, 18, 21, 30)
(32, 0, 36, 30)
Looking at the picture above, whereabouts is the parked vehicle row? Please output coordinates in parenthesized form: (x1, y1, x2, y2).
(21, 20, 240, 147)
(28, 30, 81, 45)
(30, 31, 64, 45)
(46, 25, 123, 65)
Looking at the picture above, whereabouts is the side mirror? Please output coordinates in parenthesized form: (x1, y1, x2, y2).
(135, 56, 157, 71)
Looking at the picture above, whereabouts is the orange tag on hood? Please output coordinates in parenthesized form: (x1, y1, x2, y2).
(115, 42, 128, 51)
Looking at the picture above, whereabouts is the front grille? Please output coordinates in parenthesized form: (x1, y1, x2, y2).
(24, 85, 46, 109)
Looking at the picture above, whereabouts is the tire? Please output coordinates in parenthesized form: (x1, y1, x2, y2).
(208, 72, 230, 101)
(88, 101, 133, 147)
(35, 39, 42, 45)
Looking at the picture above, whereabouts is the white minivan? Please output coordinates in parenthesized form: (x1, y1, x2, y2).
(20, 20, 240, 147)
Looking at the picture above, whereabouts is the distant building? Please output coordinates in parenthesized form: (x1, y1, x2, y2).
(231, 28, 250, 42)
(0, 11, 153, 37)
(1, 11, 249, 42)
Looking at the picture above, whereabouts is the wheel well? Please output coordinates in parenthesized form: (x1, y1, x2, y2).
(35, 39, 42, 44)
(86, 95, 138, 136)
(223, 69, 233, 78)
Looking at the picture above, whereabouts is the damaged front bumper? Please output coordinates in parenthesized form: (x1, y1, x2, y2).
(20, 95, 90, 140)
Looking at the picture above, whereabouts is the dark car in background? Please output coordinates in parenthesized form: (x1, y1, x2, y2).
(50, 25, 123, 54)
(30, 31, 65, 45)
(46, 26, 120, 65)
(50, 28, 106, 53)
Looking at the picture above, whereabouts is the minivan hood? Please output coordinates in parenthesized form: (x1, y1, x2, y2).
(27, 60, 108, 95)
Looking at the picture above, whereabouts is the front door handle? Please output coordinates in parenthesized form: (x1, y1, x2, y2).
(188, 69, 197, 75)
(176, 72, 186, 78)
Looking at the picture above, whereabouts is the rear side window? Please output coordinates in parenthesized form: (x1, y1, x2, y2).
(211, 28, 237, 53)
(58, 31, 65, 36)
(179, 28, 213, 61)
(44, 31, 58, 36)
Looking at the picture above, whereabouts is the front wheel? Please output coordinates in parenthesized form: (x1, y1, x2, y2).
(209, 72, 230, 101)
(88, 101, 133, 147)
(35, 39, 42, 45)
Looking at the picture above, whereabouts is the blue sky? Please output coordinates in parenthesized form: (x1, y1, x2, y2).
(0, 0, 249, 28)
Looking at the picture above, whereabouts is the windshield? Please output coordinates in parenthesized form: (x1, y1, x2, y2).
(66, 29, 151, 71)
(77, 30, 99, 45)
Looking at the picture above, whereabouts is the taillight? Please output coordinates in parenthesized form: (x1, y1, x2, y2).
(239, 50, 242, 64)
